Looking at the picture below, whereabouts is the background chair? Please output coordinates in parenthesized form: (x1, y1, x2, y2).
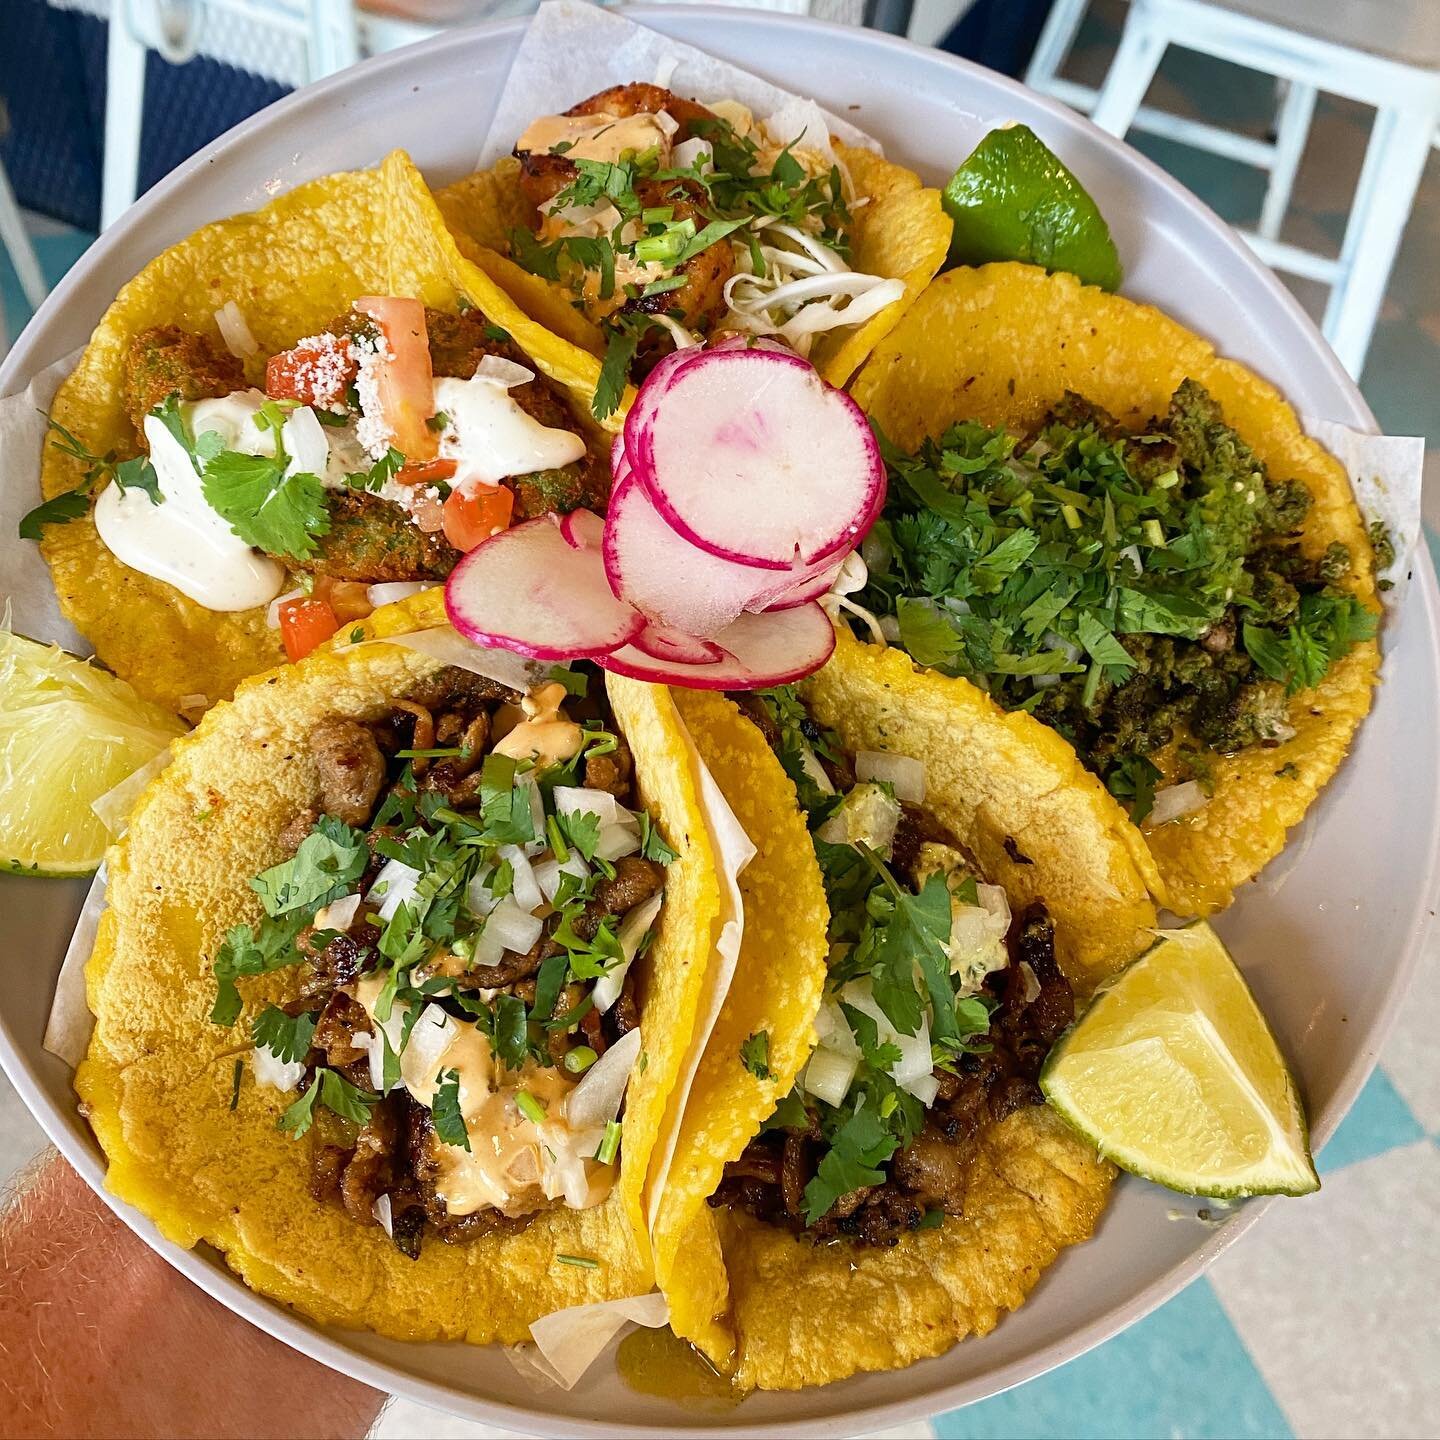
(1026, 0, 1440, 380)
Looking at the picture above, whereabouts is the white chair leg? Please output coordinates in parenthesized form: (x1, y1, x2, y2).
(1322, 105, 1435, 379)
(1256, 79, 1316, 242)
(0, 161, 47, 312)
(1023, 0, 1093, 95)
(102, 0, 148, 231)
(1089, 10, 1167, 139)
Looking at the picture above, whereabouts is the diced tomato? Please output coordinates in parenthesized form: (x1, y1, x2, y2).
(265, 334, 357, 409)
(277, 597, 339, 662)
(443, 484, 515, 552)
(397, 457, 458, 487)
(353, 296, 438, 463)
(313, 576, 374, 624)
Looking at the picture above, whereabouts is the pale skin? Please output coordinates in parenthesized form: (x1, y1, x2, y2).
(0, 1153, 387, 1440)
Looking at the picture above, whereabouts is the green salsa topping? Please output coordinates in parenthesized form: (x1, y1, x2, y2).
(857, 380, 1379, 822)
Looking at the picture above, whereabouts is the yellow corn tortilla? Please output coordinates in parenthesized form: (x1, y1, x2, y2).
(434, 140, 950, 392)
(804, 626, 1161, 984)
(76, 621, 723, 1342)
(654, 687, 1116, 1389)
(646, 690, 829, 1369)
(850, 263, 1379, 916)
(715, 1106, 1112, 1390)
(38, 149, 607, 718)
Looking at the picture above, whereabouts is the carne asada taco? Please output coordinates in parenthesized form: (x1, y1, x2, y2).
(76, 621, 725, 1340)
(28, 150, 612, 717)
(435, 82, 950, 414)
(656, 685, 1113, 1389)
(849, 263, 1382, 914)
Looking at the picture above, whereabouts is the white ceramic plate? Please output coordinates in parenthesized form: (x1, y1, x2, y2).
(2, 9, 1437, 1434)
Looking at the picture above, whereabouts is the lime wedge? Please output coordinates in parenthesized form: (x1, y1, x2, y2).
(943, 123, 1123, 291)
(1040, 922, 1318, 1197)
(0, 631, 186, 877)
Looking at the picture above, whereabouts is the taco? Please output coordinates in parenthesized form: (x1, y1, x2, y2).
(28, 150, 612, 718)
(76, 625, 725, 1341)
(849, 263, 1382, 915)
(435, 82, 951, 414)
(653, 684, 1114, 1389)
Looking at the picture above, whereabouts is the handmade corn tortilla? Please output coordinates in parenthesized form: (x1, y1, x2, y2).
(77, 621, 722, 1341)
(39, 150, 605, 716)
(850, 263, 1379, 915)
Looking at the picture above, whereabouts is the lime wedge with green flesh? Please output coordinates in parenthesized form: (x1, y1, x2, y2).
(0, 631, 186, 877)
(943, 122, 1123, 291)
(1041, 922, 1319, 1197)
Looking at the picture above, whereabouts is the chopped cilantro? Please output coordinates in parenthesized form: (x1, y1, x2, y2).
(346, 446, 406, 494)
(594, 328, 638, 421)
(431, 1068, 471, 1149)
(739, 1030, 773, 1080)
(250, 814, 367, 917)
(20, 415, 165, 539)
(251, 1005, 317, 1065)
(801, 1103, 898, 1225)
(277, 1069, 376, 1138)
(638, 812, 679, 864)
(555, 1254, 600, 1269)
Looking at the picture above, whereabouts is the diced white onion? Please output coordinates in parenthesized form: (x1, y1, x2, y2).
(367, 581, 431, 608)
(593, 892, 664, 1013)
(595, 823, 642, 862)
(284, 405, 329, 479)
(369, 859, 421, 921)
(466, 864, 502, 917)
(977, 883, 1012, 938)
(879, 614, 901, 643)
(214, 300, 258, 357)
(533, 851, 590, 904)
(841, 979, 931, 1087)
(801, 1045, 859, 1107)
(1148, 780, 1209, 826)
(1120, 543, 1143, 576)
(388, 625, 539, 694)
(814, 782, 900, 854)
(1018, 960, 1042, 1005)
(795, 741, 835, 795)
(1043, 630, 1080, 663)
(653, 108, 679, 137)
(266, 587, 307, 629)
(314, 892, 361, 933)
(812, 999, 859, 1059)
(474, 354, 535, 389)
(855, 750, 926, 804)
(372, 1193, 394, 1238)
(553, 786, 625, 828)
(251, 1046, 305, 1093)
(524, 779, 547, 855)
(498, 843, 544, 914)
(399, 1005, 459, 1099)
(671, 136, 712, 171)
(566, 1027, 641, 1131)
(906, 1073, 940, 1106)
(481, 895, 544, 958)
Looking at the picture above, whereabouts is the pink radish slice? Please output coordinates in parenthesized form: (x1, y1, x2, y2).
(603, 471, 837, 638)
(632, 621, 726, 666)
(559, 507, 605, 553)
(756, 559, 843, 611)
(445, 513, 644, 660)
(621, 344, 707, 477)
(599, 603, 836, 691)
(632, 347, 885, 570)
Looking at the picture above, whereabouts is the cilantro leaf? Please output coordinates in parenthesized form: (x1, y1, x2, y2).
(739, 1030, 773, 1080)
(251, 1005, 317, 1065)
(802, 1104, 899, 1223)
(431, 1068, 471, 1150)
(638, 812, 678, 865)
(202, 449, 330, 561)
(210, 913, 308, 1026)
(277, 1069, 376, 1138)
(249, 815, 367, 917)
(594, 329, 638, 421)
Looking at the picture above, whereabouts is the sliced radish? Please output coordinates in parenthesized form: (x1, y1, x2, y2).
(600, 603, 835, 690)
(621, 345, 707, 477)
(604, 471, 843, 638)
(630, 347, 884, 569)
(632, 621, 726, 666)
(559, 507, 605, 553)
(445, 513, 644, 660)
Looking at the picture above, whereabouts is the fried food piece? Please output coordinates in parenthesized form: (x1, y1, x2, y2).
(122, 325, 245, 445)
(622, 178, 735, 339)
(299, 490, 459, 584)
